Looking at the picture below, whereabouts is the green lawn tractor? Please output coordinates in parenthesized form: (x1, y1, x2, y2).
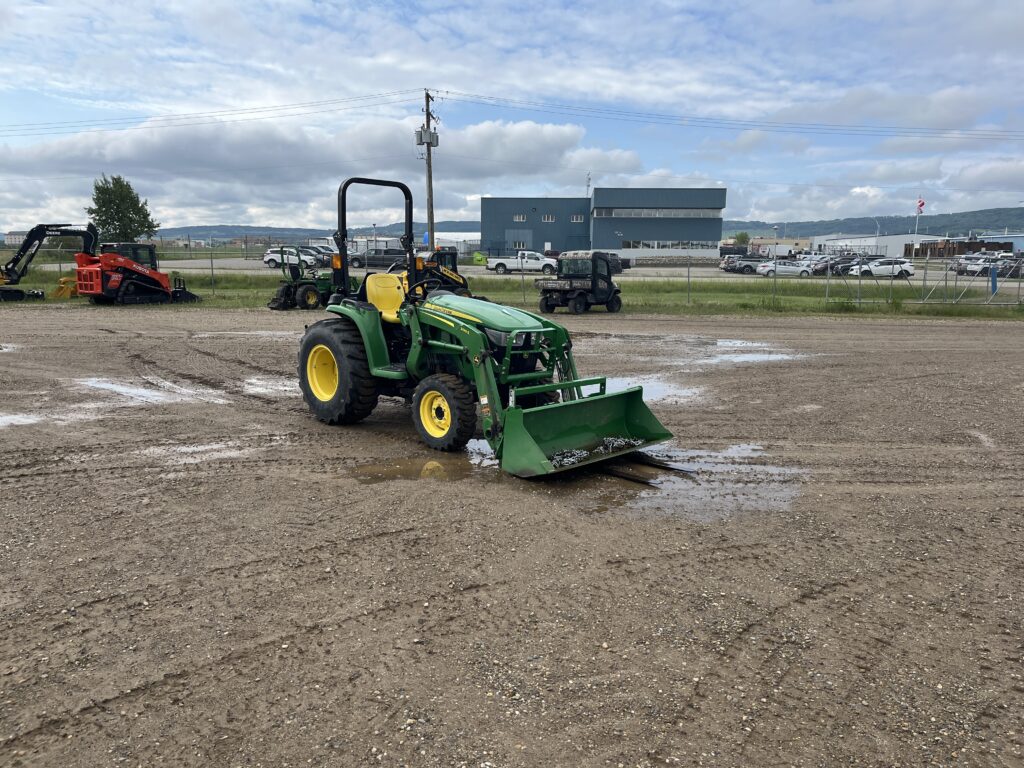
(296, 178, 671, 478)
(268, 262, 336, 311)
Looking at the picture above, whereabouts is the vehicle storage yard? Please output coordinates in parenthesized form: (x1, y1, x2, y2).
(1, 305, 1022, 767)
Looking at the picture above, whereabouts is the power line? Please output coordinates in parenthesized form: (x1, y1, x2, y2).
(438, 90, 1024, 142)
(0, 94, 422, 138)
(0, 89, 422, 130)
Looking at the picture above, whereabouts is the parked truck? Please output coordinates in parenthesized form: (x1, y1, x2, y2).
(486, 250, 557, 275)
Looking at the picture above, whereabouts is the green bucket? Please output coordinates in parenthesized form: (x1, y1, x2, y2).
(499, 386, 672, 478)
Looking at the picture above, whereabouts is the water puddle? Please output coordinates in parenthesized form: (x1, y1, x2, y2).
(602, 377, 702, 404)
(0, 376, 231, 430)
(608, 443, 803, 521)
(0, 344, 18, 353)
(193, 331, 299, 339)
(715, 339, 771, 349)
(76, 376, 229, 404)
(353, 440, 499, 483)
(704, 352, 803, 365)
(243, 376, 299, 396)
(0, 413, 44, 428)
(139, 441, 253, 465)
(350, 438, 801, 523)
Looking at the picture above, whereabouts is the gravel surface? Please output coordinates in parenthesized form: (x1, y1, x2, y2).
(1, 305, 1021, 767)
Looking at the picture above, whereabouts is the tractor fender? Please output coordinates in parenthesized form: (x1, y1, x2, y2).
(324, 302, 397, 376)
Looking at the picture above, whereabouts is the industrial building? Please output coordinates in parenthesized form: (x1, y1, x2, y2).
(480, 187, 726, 259)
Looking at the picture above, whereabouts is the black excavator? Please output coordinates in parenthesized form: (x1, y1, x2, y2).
(0, 223, 92, 301)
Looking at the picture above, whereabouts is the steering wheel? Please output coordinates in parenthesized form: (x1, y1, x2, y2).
(387, 260, 406, 274)
(406, 277, 443, 298)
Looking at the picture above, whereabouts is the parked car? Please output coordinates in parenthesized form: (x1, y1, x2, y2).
(847, 258, 915, 278)
(306, 244, 337, 265)
(756, 260, 811, 278)
(263, 247, 317, 269)
(965, 253, 1012, 277)
(998, 256, 1024, 278)
(349, 247, 406, 269)
(951, 254, 987, 274)
(730, 254, 771, 274)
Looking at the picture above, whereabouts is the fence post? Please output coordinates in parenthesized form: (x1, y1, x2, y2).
(209, 242, 216, 296)
(686, 252, 691, 305)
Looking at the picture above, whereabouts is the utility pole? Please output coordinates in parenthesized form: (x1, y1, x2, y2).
(416, 89, 439, 251)
(585, 171, 591, 198)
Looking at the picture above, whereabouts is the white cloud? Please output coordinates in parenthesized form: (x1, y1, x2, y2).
(0, 0, 1021, 227)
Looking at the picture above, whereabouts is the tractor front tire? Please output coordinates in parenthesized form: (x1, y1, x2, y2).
(298, 318, 378, 424)
(296, 283, 320, 310)
(412, 374, 476, 451)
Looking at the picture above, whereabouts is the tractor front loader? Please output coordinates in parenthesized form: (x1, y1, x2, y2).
(297, 178, 671, 477)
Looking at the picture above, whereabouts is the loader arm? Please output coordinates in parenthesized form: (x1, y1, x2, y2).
(2, 223, 97, 285)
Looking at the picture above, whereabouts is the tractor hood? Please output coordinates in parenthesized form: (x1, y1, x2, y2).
(424, 294, 545, 333)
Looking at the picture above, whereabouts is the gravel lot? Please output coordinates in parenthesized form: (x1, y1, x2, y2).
(1, 305, 1021, 767)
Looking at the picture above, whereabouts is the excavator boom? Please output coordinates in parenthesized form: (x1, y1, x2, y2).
(1, 223, 97, 302)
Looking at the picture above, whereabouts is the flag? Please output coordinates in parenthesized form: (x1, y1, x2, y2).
(916, 198, 925, 215)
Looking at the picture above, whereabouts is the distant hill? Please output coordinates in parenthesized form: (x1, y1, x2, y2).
(155, 221, 480, 242)
(150, 206, 1024, 243)
(724, 207, 1024, 239)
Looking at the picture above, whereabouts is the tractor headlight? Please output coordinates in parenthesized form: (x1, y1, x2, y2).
(485, 328, 509, 348)
(484, 329, 530, 348)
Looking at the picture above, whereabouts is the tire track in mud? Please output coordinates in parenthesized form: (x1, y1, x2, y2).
(662, 553, 967, 760)
(1, 578, 506, 756)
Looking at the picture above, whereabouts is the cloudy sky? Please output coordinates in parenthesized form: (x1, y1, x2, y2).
(1, 0, 1022, 231)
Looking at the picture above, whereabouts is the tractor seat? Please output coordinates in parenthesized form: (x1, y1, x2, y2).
(365, 273, 406, 323)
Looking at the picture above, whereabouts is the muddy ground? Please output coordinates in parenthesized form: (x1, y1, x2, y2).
(1, 305, 1021, 767)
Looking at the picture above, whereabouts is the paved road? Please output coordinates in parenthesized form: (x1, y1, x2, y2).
(36, 257, 1018, 291)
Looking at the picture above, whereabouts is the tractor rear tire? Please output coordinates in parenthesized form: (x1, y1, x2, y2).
(412, 373, 477, 451)
(606, 294, 622, 313)
(298, 318, 378, 424)
(568, 294, 586, 314)
(296, 283, 320, 310)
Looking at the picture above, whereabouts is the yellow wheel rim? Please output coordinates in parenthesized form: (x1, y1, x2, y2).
(419, 390, 451, 438)
(307, 344, 339, 401)
(304, 290, 318, 307)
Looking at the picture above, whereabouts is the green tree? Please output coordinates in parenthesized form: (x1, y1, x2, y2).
(733, 231, 750, 245)
(85, 175, 160, 241)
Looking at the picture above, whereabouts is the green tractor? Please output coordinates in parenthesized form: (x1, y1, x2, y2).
(297, 178, 671, 478)
(268, 262, 336, 311)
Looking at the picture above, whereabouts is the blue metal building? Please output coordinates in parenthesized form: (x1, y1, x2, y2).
(480, 187, 726, 257)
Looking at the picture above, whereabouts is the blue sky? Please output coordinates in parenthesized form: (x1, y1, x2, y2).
(0, 0, 1021, 230)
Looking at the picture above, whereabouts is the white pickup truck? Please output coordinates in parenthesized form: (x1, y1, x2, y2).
(486, 250, 557, 275)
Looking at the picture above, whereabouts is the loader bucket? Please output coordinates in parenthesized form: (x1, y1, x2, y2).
(499, 386, 672, 478)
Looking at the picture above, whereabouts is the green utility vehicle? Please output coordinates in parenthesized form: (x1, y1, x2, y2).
(296, 178, 670, 477)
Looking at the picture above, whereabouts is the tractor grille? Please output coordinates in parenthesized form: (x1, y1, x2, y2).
(76, 266, 102, 295)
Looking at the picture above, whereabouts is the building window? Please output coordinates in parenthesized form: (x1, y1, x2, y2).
(513, 214, 526, 222)
(542, 214, 555, 223)
(512, 240, 526, 249)
(571, 214, 584, 223)
(593, 207, 723, 219)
